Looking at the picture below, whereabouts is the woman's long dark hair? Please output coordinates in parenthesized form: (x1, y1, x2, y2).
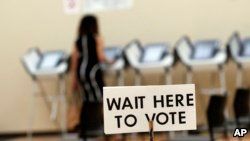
(78, 15, 99, 38)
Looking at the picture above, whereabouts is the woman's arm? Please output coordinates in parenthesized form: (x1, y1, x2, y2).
(96, 36, 108, 63)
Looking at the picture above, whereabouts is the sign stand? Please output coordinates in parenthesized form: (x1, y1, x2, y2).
(148, 121, 154, 141)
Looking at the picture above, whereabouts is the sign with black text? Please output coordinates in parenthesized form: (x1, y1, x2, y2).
(103, 84, 196, 134)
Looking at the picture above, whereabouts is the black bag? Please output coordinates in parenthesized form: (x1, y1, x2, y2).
(233, 88, 250, 119)
(207, 95, 227, 127)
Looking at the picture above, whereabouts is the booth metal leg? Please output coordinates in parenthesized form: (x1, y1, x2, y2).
(169, 132, 176, 140)
(165, 68, 172, 85)
(28, 80, 39, 141)
(117, 70, 124, 86)
(28, 96, 34, 141)
(166, 68, 174, 140)
(59, 75, 67, 138)
(135, 69, 141, 86)
(50, 96, 58, 121)
(219, 66, 230, 138)
(27, 76, 67, 140)
(37, 80, 54, 118)
(236, 65, 243, 88)
(186, 68, 193, 84)
(28, 90, 35, 141)
(180, 131, 188, 137)
(219, 66, 226, 95)
(185, 68, 193, 137)
(171, 67, 191, 139)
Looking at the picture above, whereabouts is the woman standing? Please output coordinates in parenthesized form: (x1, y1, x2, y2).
(70, 15, 108, 139)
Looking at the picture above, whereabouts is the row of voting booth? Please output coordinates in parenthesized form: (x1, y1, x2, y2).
(21, 32, 250, 141)
(21, 48, 68, 140)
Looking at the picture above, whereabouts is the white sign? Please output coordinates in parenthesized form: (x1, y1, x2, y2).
(83, 0, 133, 13)
(103, 84, 196, 134)
(63, 0, 80, 14)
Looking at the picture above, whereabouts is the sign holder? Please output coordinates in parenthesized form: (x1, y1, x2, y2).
(148, 121, 154, 141)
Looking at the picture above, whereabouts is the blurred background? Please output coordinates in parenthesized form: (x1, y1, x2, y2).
(0, 0, 250, 140)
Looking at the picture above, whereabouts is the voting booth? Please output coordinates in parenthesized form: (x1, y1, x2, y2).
(227, 32, 250, 85)
(124, 40, 174, 85)
(21, 48, 68, 140)
(103, 47, 125, 86)
(175, 36, 228, 141)
(227, 32, 250, 129)
(175, 36, 227, 94)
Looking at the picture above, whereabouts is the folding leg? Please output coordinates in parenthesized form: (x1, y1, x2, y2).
(59, 75, 67, 137)
(134, 69, 141, 86)
(37, 80, 53, 117)
(183, 67, 192, 135)
(175, 67, 192, 137)
(50, 96, 58, 121)
(28, 79, 39, 141)
(219, 65, 230, 138)
(168, 132, 176, 140)
(165, 68, 175, 140)
(236, 65, 243, 88)
(186, 67, 193, 84)
(117, 70, 124, 86)
(219, 65, 226, 95)
(165, 68, 172, 85)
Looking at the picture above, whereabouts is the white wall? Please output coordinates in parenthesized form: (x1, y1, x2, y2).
(0, 0, 250, 132)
